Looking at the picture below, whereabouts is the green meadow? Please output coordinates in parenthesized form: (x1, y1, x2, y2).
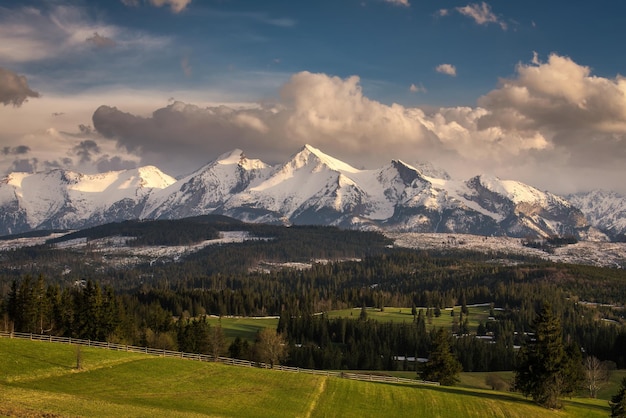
(206, 306, 491, 344)
(205, 315, 279, 341)
(0, 337, 615, 417)
(325, 305, 491, 329)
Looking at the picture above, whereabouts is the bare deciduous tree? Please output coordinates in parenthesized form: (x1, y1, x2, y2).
(254, 328, 288, 368)
(585, 356, 608, 398)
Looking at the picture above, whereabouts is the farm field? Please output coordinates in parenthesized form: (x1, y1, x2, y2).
(206, 305, 493, 344)
(205, 315, 279, 342)
(319, 305, 491, 329)
(0, 337, 614, 417)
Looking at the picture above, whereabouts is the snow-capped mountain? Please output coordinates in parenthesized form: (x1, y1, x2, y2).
(0, 144, 618, 240)
(0, 166, 175, 234)
(143, 149, 270, 220)
(568, 190, 626, 241)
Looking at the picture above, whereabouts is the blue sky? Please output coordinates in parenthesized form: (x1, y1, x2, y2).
(1, 0, 626, 194)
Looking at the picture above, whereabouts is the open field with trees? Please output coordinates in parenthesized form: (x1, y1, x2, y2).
(1, 220, 625, 413)
(0, 337, 615, 417)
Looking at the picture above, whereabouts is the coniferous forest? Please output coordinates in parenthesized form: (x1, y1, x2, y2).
(0, 217, 625, 378)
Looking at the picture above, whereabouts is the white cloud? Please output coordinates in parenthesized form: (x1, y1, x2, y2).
(0, 5, 170, 65)
(450, 2, 507, 30)
(120, 0, 193, 13)
(147, 0, 192, 14)
(4, 55, 626, 194)
(435, 64, 457, 77)
(409, 83, 426, 93)
(383, 0, 410, 7)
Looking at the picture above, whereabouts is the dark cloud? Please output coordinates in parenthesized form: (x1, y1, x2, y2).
(73, 140, 101, 163)
(91, 73, 441, 174)
(96, 155, 137, 172)
(2, 145, 31, 156)
(8, 158, 38, 173)
(86, 32, 117, 48)
(0, 67, 40, 107)
(79, 124, 94, 135)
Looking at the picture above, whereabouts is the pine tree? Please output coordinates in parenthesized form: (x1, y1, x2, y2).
(421, 328, 462, 385)
(610, 377, 626, 418)
(514, 303, 581, 409)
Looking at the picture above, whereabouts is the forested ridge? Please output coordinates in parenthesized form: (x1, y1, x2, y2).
(0, 218, 625, 377)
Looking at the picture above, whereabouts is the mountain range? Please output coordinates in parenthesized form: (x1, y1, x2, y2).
(1, 144, 624, 241)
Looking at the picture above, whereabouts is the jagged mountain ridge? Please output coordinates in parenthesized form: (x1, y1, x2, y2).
(0, 144, 617, 240)
(568, 190, 626, 241)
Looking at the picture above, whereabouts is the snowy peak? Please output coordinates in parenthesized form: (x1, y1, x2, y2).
(0, 144, 622, 240)
(282, 144, 360, 174)
(0, 167, 176, 232)
(143, 149, 272, 220)
(568, 190, 626, 241)
(213, 149, 268, 171)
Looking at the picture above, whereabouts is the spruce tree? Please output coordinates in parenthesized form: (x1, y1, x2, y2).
(421, 327, 462, 385)
(610, 377, 626, 418)
(514, 303, 581, 409)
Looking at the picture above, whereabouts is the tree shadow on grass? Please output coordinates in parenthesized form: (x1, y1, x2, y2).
(381, 382, 610, 414)
(381, 381, 535, 408)
(14, 351, 74, 370)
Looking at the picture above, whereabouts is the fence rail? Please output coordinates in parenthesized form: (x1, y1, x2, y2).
(0, 331, 439, 387)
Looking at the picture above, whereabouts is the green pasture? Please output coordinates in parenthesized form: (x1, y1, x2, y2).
(201, 306, 492, 344)
(205, 315, 279, 342)
(0, 337, 616, 417)
(325, 305, 492, 330)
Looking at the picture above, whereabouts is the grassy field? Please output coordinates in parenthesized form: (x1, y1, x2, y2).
(205, 315, 279, 342)
(206, 306, 492, 344)
(325, 305, 492, 329)
(0, 337, 615, 417)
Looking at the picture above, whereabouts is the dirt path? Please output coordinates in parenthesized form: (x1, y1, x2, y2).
(303, 376, 328, 418)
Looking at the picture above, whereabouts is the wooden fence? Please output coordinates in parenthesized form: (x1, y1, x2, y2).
(0, 331, 439, 387)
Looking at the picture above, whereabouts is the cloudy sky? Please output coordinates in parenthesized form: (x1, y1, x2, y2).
(1, 0, 626, 194)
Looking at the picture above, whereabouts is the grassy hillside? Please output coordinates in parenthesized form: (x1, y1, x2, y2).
(0, 337, 614, 417)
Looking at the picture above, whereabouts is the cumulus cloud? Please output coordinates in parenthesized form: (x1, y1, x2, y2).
(90, 71, 537, 175)
(435, 64, 457, 77)
(86, 59, 626, 194)
(440, 2, 507, 30)
(477, 53, 626, 173)
(0, 67, 40, 106)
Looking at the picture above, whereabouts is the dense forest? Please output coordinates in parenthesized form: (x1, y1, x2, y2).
(0, 218, 625, 374)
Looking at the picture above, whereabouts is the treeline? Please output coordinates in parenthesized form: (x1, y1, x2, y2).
(0, 222, 393, 289)
(1, 252, 625, 371)
(46, 218, 223, 247)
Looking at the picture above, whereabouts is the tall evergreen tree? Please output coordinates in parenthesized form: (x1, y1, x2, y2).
(610, 377, 626, 418)
(421, 328, 462, 385)
(514, 303, 581, 409)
